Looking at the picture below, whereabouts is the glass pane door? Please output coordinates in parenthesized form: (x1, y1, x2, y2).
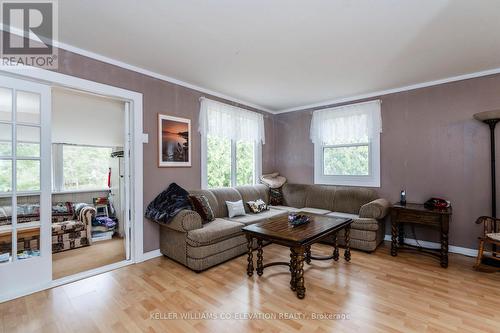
(0, 75, 51, 302)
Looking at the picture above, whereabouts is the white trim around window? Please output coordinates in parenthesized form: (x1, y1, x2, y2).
(312, 100, 381, 188)
(314, 135, 380, 187)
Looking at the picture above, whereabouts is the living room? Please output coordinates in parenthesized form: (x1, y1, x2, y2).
(1, 1, 500, 332)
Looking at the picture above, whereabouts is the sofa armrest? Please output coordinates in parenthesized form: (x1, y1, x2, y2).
(163, 210, 203, 232)
(76, 206, 96, 244)
(359, 198, 391, 219)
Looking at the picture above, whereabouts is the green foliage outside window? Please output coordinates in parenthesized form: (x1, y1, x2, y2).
(63, 146, 112, 190)
(207, 136, 255, 188)
(324, 145, 369, 176)
(236, 141, 254, 186)
(207, 136, 231, 188)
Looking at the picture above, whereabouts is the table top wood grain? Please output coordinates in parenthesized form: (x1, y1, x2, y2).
(242, 212, 352, 247)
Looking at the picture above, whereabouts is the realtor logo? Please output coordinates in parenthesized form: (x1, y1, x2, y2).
(1, 1, 58, 68)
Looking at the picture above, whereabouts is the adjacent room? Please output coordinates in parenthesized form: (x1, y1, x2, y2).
(1, 1, 500, 333)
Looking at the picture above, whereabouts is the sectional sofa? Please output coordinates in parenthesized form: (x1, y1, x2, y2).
(159, 183, 391, 271)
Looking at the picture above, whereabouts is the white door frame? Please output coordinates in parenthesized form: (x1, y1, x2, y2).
(0, 65, 145, 302)
(0, 76, 52, 302)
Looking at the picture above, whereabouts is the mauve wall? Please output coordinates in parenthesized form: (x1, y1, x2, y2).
(53, 49, 275, 253)
(275, 74, 500, 249)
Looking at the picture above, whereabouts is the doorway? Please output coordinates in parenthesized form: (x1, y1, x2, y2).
(50, 87, 130, 279)
(0, 69, 143, 302)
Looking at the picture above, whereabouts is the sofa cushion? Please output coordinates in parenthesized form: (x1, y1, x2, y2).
(304, 185, 336, 211)
(226, 200, 246, 218)
(327, 211, 359, 220)
(326, 212, 380, 231)
(188, 195, 215, 224)
(301, 207, 331, 215)
(270, 205, 301, 213)
(52, 220, 86, 235)
(209, 188, 243, 218)
(235, 185, 269, 212)
(282, 183, 309, 208)
(332, 186, 378, 214)
(189, 190, 220, 219)
(228, 209, 287, 225)
(186, 218, 244, 246)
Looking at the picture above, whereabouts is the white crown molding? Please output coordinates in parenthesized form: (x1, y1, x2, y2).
(4, 26, 500, 115)
(0, 26, 274, 114)
(277, 67, 500, 114)
(383, 235, 478, 257)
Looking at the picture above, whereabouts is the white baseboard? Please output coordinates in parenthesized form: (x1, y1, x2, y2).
(383, 235, 478, 257)
(141, 249, 162, 262)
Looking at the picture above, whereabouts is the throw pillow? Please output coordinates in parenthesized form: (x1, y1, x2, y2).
(226, 200, 246, 218)
(270, 187, 284, 206)
(189, 195, 215, 224)
(246, 199, 268, 214)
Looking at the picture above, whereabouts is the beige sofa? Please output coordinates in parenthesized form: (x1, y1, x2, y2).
(159, 183, 390, 271)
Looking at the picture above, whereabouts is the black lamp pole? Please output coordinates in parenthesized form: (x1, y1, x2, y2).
(485, 119, 499, 218)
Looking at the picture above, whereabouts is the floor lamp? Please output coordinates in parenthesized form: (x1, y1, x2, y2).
(474, 110, 500, 265)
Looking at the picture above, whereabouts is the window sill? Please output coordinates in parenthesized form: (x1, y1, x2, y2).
(52, 188, 111, 195)
(314, 175, 380, 188)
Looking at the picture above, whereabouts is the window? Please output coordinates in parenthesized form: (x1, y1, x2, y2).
(311, 100, 381, 187)
(200, 98, 264, 189)
(52, 144, 112, 192)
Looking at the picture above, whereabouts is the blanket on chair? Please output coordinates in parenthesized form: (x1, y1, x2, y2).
(145, 183, 192, 224)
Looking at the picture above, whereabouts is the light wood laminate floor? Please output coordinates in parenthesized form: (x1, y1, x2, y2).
(52, 237, 126, 279)
(2, 242, 500, 333)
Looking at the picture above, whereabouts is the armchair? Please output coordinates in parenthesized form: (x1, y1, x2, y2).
(474, 216, 500, 270)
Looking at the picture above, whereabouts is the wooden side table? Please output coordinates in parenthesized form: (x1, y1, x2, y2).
(390, 203, 452, 268)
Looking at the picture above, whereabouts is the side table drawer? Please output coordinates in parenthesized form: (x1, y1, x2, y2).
(395, 210, 441, 225)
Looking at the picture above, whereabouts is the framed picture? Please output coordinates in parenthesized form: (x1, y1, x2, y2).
(158, 114, 192, 167)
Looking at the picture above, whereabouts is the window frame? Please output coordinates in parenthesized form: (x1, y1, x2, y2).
(52, 143, 113, 193)
(313, 128, 380, 188)
(201, 135, 262, 189)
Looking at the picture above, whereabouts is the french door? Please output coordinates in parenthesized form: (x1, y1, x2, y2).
(0, 75, 51, 301)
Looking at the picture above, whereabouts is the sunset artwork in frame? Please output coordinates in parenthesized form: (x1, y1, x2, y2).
(158, 114, 191, 167)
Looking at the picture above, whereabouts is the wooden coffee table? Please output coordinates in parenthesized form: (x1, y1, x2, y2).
(242, 212, 353, 299)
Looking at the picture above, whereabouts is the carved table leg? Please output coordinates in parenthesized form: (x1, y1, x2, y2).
(344, 225, 351, 262)
(398, 222, 405, 246)
(256, 239, 264, 276)
(290, 248, 297, 291)
(305, 245, 311, 264)
(295, 247, 306, 299)
(332, 232, 339, 261)
(440, 217, 449, 268)
(246, 234, 254, 277)
(391, 212, 398, 257)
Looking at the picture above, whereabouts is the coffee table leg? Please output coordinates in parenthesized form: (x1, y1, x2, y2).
(305, 245, 311, 264)
(256, 239, 264, 276)
(344, 225, 351, 262)
(290, 248, 297, 291)
(246, 234, 254, 277)
(295, 246, 306, 299)
(331, 232, 339, 261)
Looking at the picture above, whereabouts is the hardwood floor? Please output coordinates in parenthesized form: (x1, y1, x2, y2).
(52, 237, 126, 280)
(1, 241, 500, 333)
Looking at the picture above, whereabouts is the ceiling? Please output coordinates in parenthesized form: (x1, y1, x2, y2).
(57, 0, 500, 112)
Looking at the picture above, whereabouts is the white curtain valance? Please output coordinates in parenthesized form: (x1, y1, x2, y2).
(310, 100, 382, 145)
(199, 98, 266, 144)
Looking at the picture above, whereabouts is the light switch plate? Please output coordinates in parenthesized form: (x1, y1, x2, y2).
(142, 133, 149, 143)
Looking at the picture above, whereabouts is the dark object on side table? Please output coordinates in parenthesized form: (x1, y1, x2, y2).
(390, 203, 452, 268)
